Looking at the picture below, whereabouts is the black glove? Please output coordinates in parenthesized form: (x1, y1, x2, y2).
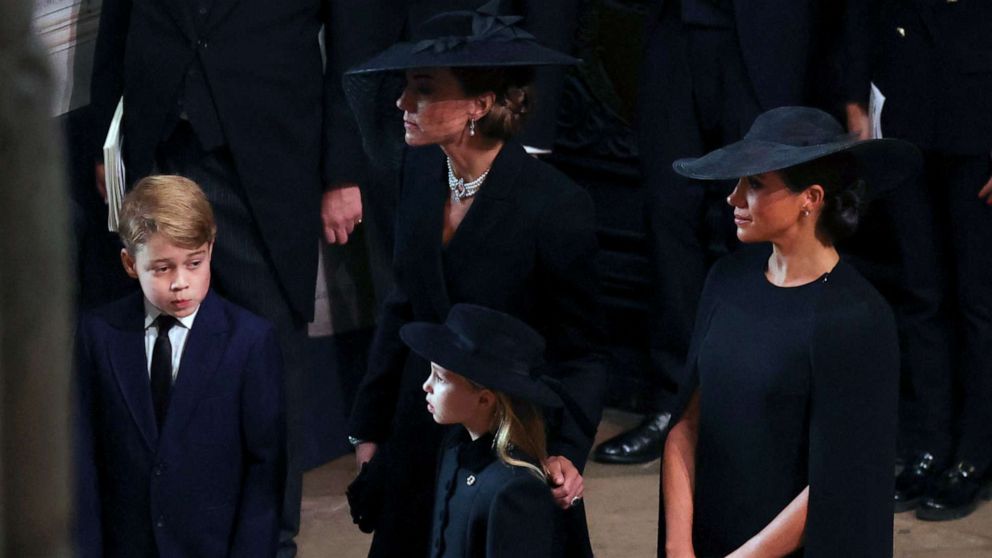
(346, 460, 385, 533)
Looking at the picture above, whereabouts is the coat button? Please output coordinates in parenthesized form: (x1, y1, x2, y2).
(466, 475, 476, 486)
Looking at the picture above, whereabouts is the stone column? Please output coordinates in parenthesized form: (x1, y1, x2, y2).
(0, 0, 73, 555)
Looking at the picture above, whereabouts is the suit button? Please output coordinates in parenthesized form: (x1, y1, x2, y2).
(153, 466, 162, 477)
(896, 27, 906, 37)
(466, 475, 476, 486)
(198, 5, 208, 14)
(156, 516, 165, 528)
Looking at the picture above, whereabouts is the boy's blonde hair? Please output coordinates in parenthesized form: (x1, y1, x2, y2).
(118, 175, 216, 254)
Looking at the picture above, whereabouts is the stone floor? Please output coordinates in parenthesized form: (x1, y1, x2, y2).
(298, 410, 992, 557)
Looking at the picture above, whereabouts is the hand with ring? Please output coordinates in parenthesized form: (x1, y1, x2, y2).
(545, 455, 584, 510)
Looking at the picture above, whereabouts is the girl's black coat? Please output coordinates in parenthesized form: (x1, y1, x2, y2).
(430, 431, 560, 558)
(348, 141, 605, 557)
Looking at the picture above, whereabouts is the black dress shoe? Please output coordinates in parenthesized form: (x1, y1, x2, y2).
(916, 461, 992, 521)
(894, 451, 939, 513)
(592, 412, 672, 464)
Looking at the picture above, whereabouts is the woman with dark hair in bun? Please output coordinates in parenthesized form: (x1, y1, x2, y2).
(658, 107, 921, 557)
(343, 4, 604, 557)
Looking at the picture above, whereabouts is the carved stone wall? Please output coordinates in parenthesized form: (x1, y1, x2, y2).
(1, 0, 73, 556)
(33, 0, 101, 115)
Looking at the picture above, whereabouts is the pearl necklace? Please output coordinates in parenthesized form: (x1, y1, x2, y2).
(447, 156, 490, 202)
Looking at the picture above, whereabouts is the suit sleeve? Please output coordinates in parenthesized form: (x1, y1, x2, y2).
(515, 0, 580, 150)
(486, 476, 557, 558)
(73, 317, 104, 558)
(229, 325, 286, 558)
(805, 289, 899, 557)
(347, 284, 414, 441)
(536, 185, 606, 470)
(321, 0, 407, 187)
(89, 0, 131, 157)
(839, 0, 878, 105)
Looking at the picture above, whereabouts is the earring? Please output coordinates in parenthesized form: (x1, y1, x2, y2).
(801, 207, 811, 217)
(469, 118, 476, 136)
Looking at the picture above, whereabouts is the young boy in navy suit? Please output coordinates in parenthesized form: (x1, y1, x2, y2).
(74, 175, 285, 558)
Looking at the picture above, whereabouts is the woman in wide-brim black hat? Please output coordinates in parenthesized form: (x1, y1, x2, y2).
(659, 106, 920, 557)
(343, 3, 604, 557)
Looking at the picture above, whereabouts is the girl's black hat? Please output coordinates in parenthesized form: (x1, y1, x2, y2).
(345, 0, 580, 76)
(400, 303, 562, 408)
(673, 106, 922, 197)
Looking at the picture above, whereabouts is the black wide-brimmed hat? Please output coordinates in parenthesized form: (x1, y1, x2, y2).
(400, 304, 562, 408)
(673, 106, 921, 197)
(346, 0, 580, 75)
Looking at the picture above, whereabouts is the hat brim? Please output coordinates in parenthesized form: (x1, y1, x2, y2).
(346, 40, 580, 75)
(400, 322, 563, 409)
(673, 137, 922, 198)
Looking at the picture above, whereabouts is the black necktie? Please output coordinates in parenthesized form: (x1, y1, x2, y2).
(150, 315, 178, 430)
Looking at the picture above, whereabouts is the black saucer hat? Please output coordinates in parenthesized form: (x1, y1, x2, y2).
(345, 0, 580, 75)
(673, 106, 922, 197)
(400, 303, 562, 408)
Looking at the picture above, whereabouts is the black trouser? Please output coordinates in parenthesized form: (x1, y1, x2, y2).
(928, 151, 992, 470)
(156, 121, 309, 557)
(638, 14, 761, 410)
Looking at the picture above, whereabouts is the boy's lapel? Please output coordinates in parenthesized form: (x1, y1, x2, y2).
(160, 291, 229, 444)
(108, 295, 158, 451)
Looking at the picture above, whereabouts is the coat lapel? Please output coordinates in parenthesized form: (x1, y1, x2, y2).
(405, 146, 454, 319)
(107, 294, 159, 451)
(159, 291, 230, 445)
(443, 142, 523, 259)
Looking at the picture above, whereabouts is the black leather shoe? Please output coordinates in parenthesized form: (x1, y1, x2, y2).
(592, 412, 671, 464)
(916, 461, 992, 521)
(894, 452, 939, 513)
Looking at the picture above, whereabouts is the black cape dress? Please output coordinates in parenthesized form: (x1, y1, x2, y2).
(658, 245, 899, 557)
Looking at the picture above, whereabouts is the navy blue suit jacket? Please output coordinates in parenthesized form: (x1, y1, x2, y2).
(74, 290, 285, 558)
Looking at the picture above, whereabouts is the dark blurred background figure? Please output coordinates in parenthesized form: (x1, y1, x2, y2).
(595, 0, 871, 464)
(861, 0, 992, 522)
(0, 0, 74, 555)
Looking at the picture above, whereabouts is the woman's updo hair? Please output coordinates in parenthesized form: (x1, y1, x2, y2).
(450, 66, 535, 141)
(780, 151, 866, 243)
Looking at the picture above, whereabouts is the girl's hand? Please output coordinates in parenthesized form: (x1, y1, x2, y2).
(545, 455, 584, 509)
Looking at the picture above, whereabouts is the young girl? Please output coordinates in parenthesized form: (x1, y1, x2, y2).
(399, 303, 567, 558)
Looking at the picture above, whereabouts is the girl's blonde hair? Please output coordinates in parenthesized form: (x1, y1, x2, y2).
(490, 390, 548, 480)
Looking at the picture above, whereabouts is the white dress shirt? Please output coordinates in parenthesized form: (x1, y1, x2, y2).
(143, 298, 199, 381)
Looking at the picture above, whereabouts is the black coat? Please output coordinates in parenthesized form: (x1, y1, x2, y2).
(90, 0, 329, 320)
(348, 141, 605, 557)
(870, 0, 992, 154)
(431, 431, 560, 558)
(74, 291, 285, 558)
